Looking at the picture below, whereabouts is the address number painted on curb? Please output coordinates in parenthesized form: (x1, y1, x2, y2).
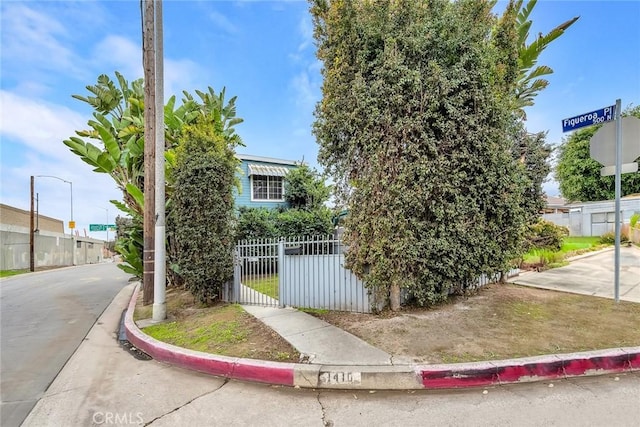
(319, 372, 362, 385)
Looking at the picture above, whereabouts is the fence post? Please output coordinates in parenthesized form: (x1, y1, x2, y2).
(278, 239, 285, 308)
(233, 246, 240, 303)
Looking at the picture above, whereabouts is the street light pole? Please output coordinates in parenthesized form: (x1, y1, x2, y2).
(35, 175, 74, 233)
(99, 207, 110, 259)
(35, 175, 75, 265)
(30, 176, 35, 272)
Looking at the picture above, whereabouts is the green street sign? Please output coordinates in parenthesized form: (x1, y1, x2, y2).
(90, 224, 115, 231)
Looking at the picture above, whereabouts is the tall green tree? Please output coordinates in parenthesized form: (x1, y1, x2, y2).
(513, 0, 579, 118)
(172, 118, 240, 303)
(311, 0, 526, 310)
(493, 0, 575, 223)
(511, 125, 552, 224)
(555, 106, 640, 202)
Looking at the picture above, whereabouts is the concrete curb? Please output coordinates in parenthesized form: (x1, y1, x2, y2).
(124, 284, 640, 390)
(564, 246, 614, 262)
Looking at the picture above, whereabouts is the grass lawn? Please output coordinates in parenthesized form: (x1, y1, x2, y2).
(134, 288, 298, 362)
(243, 274, 279, 300)
(0, 269, 28, 278)
(522, 236, 607, 266)
(560, 236, 602, 252)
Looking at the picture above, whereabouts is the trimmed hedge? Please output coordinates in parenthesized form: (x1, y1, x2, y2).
(235, 207, 333, 241)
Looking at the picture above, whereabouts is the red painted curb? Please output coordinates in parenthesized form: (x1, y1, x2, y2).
(420, 349, 640, 388)
(630, 352, 640, 369)
(124, 285, 295, 386)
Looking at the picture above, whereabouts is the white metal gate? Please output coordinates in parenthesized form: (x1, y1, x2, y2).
(233, 238, 280, 307)
(231, 236, 372, 313)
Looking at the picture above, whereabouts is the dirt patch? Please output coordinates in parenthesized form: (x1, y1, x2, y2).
(309, 283, 640, 364)
(134, 288, 299, 363)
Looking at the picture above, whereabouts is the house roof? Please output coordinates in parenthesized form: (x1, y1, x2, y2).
(237, 154, 300, 166)
(566, 194, 640, 207)
(545, 196, 567, 208)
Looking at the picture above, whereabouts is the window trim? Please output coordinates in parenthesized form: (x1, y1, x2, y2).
(250, 175, 285, 202)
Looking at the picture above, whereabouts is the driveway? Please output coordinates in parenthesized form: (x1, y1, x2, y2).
(509, 246, 640, 303)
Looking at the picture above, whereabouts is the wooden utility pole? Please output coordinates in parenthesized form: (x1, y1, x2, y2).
(142, 0, 156, 305)
(30, 176, 35, 272)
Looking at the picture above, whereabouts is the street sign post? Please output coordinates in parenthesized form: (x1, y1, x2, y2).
(562, 105, 615, 133)
(561, 99, 638, 303)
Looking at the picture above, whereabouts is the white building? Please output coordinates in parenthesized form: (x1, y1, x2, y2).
(542, 195, 640, 236)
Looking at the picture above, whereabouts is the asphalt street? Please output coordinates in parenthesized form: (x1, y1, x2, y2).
(0, 263, 131, 427)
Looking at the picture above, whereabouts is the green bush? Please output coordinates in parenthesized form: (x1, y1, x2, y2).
(631, 213, 640, 229)
(274, 208, 333, 238)
(235, 207, 333, 241)
(599, 231, 630, 245)
(284, 164, 331, 211)
(235, 207, 278, 241)
(172, 119, 239, 303)
(525, 219, 569, 251)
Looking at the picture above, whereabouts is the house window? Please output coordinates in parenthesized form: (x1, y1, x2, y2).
(252, 175, 284, 201)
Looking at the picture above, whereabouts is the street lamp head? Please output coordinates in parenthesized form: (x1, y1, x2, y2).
(33, 175, 74, 228)
(35, 175, 71, 185)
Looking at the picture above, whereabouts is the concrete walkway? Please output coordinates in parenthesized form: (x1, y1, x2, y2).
(241, 305, 395, 365)
(509, 246, 640, 303)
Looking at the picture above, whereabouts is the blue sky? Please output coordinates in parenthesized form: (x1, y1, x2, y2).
(1, 0, 639, 241)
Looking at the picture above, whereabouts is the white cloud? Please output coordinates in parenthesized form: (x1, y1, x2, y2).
(290, 58, 322, 110)
(0, 91, 87, 161)
(92, 35, 144, 80)
(0, 3, 88, 80)
(0, 90, 122, 238)
(164, 58, 211, 100)
(209, 10, 238, 34)
(89, 34, 211, 100)
(297, 13, 314, 52)
(1, 156, 122, 239)
(288, 11, 322, 110)
(291, 72, 315, 109)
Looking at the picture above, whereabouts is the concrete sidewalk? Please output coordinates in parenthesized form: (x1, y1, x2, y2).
(241, 305, 396, 365)
(509, 245, 640, 302)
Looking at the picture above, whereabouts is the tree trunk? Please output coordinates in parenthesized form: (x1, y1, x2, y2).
(390, 283, 401, 311)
